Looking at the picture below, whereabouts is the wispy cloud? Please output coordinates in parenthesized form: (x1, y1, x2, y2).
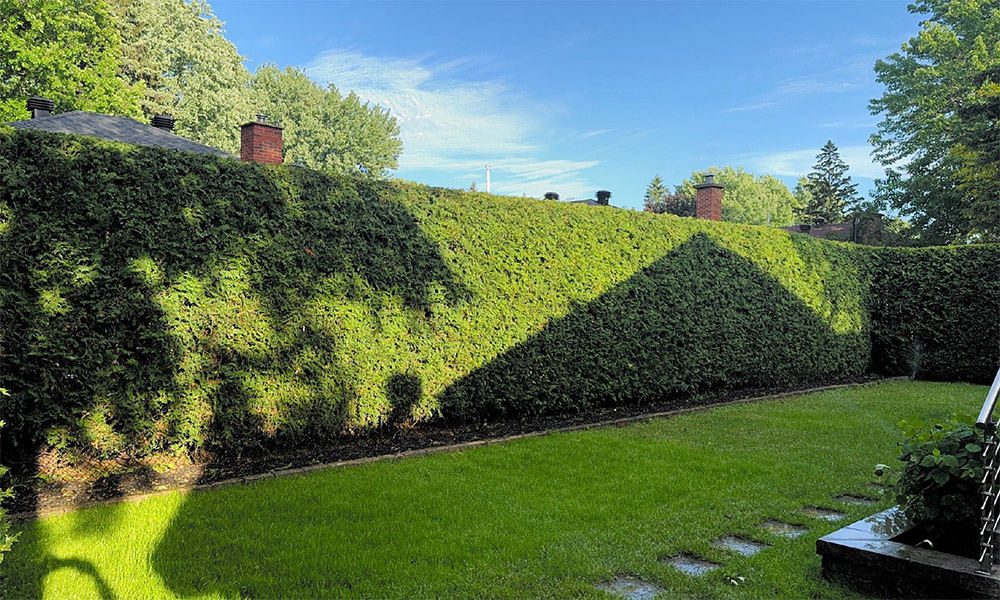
(579, 128, 617, 139)
(303, 49, 598, 197)
(745, 144, 890, 179)
(722, 101, 785, 114)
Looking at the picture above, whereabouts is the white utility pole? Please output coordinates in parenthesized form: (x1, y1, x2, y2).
(485, 165, 491, 194)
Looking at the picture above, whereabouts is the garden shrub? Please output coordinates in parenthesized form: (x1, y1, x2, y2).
(883, 414, 984, 557)
(0, 126, 996, 468)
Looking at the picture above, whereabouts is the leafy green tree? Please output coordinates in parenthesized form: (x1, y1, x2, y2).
(249, 64, 401, 177)
(0, 0, 142, 122)
(870, 0, 1000, 243)
(952, 64, 1000, 240)
(799, 140, 862, 224)
(792, 176, 812, 218)
(677, 166, 802, 225)
(109, 0, 253, 154)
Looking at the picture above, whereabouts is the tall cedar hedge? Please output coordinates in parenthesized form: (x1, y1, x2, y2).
(0, 128, 997, 463)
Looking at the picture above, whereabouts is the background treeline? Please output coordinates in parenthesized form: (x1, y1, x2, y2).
(0, 0, 401, 177)
(2, 128, 997, 468)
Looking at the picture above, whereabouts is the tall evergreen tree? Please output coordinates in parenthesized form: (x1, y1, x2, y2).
(801, 141, 861, 223)
(643, 175, 668, 212)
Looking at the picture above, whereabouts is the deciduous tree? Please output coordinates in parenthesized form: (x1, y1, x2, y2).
(677, 166, 801, 226)
(109, 0, 252, 154)
(249, 64, 401, 177)
(0, 0, 142, 122)
(870, 0, 1000, 243)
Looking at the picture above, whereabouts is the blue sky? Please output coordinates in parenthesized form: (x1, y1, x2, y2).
(213, 1, 922, 210)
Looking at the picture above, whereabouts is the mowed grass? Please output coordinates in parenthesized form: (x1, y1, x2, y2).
(2, 381, 987, 599)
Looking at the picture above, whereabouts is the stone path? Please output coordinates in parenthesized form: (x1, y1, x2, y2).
(594, 491, 878, 599)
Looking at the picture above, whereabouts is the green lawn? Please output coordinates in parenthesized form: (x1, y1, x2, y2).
(2, 380, 988, 599)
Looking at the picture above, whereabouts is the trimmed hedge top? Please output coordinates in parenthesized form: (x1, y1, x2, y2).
(1, 127, 997, 463)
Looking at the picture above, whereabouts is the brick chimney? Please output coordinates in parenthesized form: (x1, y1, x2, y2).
(27, 97, 54, 119)
(240, 114, 283, 164)
(694, 172, 724, 221)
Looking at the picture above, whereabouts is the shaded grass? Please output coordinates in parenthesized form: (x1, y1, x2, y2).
(2, 380, 987, 599)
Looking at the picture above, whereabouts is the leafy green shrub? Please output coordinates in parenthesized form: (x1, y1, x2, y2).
(0, 416, 19, 565)
(886, 414, 984, 556)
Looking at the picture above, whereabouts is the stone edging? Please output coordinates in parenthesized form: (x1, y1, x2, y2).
(10, 377, 909, 521)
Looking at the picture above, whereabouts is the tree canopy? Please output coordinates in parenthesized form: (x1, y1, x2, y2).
(249, 65, 401, 177)
(0, 0, 142, 122)
(870, 0, 1000, 243)
(799, 140, 862, 224)
(677, 167, 802, 226)
(1, 0, 402, 175)
(109, 0, 252, 154)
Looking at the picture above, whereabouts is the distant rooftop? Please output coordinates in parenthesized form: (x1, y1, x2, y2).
(7, 111, 233, 157)
(781, 222, 856, 241)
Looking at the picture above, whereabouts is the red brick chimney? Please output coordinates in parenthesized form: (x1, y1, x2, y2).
(694, 172, 724, 221)
(240, 114, 283, 164)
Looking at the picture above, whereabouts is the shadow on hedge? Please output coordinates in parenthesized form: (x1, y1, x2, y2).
(0, 130, 466, 509)
(144, 232, 870, 599)
(440, 232, 870, 421)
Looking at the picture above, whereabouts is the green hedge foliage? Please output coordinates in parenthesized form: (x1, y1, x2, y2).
(871, 246, 1000, 383)
(0, 127, 995, 464)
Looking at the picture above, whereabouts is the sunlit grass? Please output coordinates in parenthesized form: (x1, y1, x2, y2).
(3, 381, 986, 599)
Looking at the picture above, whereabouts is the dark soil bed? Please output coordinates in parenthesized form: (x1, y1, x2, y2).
(7, 375, 888, 517)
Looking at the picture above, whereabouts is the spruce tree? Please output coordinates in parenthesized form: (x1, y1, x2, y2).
(801, 141, 862, 223)
(643, 175, 668, 212)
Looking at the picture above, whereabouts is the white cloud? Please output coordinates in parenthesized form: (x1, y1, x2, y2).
(303, 49, 598, 197)
(746, 145, 890, 179)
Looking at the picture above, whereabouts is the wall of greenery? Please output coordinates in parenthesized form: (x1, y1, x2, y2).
(870, 246, 1000, 383)
(0, 128, 996, 465)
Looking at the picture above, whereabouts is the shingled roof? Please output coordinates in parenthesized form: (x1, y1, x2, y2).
(7, 111, 233, 157)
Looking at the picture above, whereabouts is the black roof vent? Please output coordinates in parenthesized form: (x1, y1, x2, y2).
(544, 192, 559, 200)
(799, 224, 812, 233)
(596, 190, 611, 206)
(27, 96, 54, 119)
(151, 114, 175, 131)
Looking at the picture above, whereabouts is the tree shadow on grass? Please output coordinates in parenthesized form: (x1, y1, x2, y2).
(147, 233, 871, 598)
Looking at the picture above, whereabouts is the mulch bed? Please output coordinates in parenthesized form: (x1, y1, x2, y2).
(7, 375, 893, 519)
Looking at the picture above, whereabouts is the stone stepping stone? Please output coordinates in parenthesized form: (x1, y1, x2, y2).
(758, 519, 809, 538)
(834, 494, 876, 506)
(660, 554, 720, 576)
(799, 506, 846, 521)
(712, 535, 770, 557)
(594, 576, 665, 600)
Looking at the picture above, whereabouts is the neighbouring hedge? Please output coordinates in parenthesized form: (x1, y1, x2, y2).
(871, 246, 1000, 384)
(0, 127, 995, 466)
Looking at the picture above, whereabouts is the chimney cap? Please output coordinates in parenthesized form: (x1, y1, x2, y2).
(256, 113, 268, 123)
(26, 96, 55, 118)
(694, 171, 725, 190)
(151, 114, 175, 131)
(27, 96, 55, 111)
